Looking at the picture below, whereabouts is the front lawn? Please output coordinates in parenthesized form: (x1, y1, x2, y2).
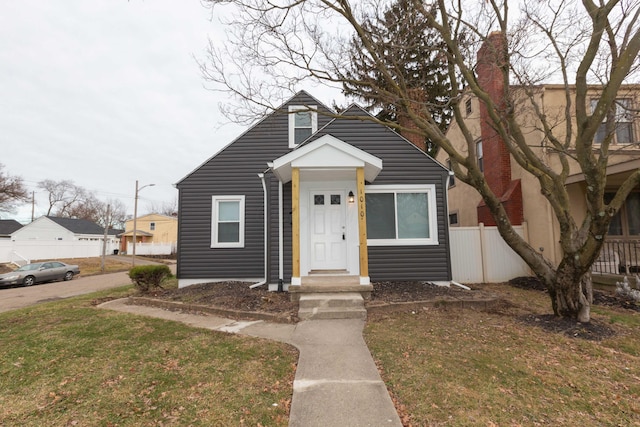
(365, 283, 640, 426)
(0, 287, 297, 426)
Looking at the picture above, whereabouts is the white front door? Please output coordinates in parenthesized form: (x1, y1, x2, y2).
(310, 191, 347, 271)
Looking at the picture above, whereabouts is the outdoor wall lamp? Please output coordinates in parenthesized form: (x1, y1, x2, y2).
(348, 191, 355, 203)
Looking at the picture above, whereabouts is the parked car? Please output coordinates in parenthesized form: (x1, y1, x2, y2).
(0, 261, 80, 287)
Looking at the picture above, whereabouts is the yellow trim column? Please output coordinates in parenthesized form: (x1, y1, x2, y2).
(356, 167, 370, 284)
(291, 167, 301, 286)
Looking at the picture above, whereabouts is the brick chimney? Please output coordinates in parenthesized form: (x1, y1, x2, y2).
(475, 32, 523, 226)
(398, 88, 427, 152)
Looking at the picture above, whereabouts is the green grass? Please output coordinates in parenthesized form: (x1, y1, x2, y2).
(0, 287, 297, 426)
(365, 284, 640, 426)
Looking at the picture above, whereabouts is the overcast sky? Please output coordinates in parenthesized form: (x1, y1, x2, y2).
(0, 1, 248, 223)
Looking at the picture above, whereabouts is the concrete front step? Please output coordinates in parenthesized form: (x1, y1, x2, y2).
(298, 292, 365, 309)
(298, 292, 367, 320)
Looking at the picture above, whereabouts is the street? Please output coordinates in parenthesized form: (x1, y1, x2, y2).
(0, 263, 176, 313)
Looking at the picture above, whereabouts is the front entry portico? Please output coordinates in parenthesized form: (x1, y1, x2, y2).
(272, 134, 383, 287)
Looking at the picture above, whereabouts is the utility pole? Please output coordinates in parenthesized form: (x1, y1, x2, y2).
(30, 191, 35, 222)
(101, 204, 110, 272)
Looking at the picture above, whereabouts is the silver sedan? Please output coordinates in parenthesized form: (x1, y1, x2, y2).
(0, 261, 80, 287)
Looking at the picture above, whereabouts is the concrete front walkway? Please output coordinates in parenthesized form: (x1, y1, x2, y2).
(99, 299, 402, 427)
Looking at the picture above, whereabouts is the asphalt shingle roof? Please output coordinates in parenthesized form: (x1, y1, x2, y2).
(0, 219, 23, 235)
(46, 216, 120, 236)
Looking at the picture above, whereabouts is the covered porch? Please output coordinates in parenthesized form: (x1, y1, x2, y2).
(568, 159, 640, 277)
(272, 134, 382, 294)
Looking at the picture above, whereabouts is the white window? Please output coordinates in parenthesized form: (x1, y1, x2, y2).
(150, 222, 156, 231)
(211, 195, 245, 248)
(591, 98, 635, 144)
(365, 185, 438, 246)
(289, 105, 317, 148)
(476, 140, 483, 172)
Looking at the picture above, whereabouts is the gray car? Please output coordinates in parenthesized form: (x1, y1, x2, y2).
(0, 261, 80, 287)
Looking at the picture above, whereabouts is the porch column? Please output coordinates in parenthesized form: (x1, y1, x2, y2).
(356, 167, 370, 285)
(291, 167, 301, 286)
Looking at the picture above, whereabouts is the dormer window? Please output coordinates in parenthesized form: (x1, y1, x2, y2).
(289, 105, 317, 148)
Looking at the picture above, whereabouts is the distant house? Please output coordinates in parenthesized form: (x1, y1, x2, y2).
(11, 216, 120, 243)
(0, 216, 121, 263)
(0, 219, 23, 239)
(119, 213, 178, 254)
(176, 91, 452, 290)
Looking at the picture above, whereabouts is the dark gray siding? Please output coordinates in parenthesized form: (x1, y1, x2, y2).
(266, 177, 293, 284)
(177, 92, 331, 281)
(312, 106, 452, 282)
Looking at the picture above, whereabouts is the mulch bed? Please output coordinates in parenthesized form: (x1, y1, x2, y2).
(518, 313, 617, 341)
(508, 276, 638, 340)
(146, 281, 297, 314)
(368, 281, 479, 302)
(137, 277, 636, 340)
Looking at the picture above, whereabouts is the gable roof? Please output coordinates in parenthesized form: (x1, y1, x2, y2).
(312, 103, 449, 171)
(175, 90, 333, 186)
(46, 216, 117, 236)
(0, 219, 23, 235)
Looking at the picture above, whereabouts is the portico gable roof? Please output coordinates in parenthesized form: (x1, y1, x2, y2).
(272, 134, 383, 183)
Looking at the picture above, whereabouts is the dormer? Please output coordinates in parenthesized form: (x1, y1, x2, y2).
(288, 105, 317, 148)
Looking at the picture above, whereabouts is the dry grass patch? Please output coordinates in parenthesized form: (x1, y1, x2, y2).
(365, 283, 640, 426)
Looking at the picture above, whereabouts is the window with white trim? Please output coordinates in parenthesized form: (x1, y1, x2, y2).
(365, 185, 438, 246)
(211, 195, 245, 248)
(150, 222, 156, 231)
(591, 98, 635, 144)
(289, 105, 317, 148)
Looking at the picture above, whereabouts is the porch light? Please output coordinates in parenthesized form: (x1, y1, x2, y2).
(348, 191, 355, 203)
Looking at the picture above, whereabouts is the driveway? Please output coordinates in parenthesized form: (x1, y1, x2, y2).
(0, 262, 176, 314)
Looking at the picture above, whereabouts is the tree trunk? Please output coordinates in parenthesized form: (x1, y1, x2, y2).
(547, 264, 593, 323)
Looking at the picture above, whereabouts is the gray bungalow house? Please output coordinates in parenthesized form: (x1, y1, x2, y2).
(176, 91, 452, 291)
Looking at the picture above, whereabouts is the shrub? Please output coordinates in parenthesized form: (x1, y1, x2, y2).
(128, 265, 172, 292)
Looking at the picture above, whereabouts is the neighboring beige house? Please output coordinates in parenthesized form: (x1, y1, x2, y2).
(119, 213, 177, 253)
(439, 33, 640, 273)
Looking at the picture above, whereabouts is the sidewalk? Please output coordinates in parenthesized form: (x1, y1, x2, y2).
(98, 299, 402, 426)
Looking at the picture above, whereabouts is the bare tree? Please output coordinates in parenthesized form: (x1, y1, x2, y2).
(202, 0, 640, 322)
(0, 163, 29, 215)
(101, 199, 128, 230)
(146, 197, 178, 217)
(38, 179, 127, 229)
(38, 179, 88, 216)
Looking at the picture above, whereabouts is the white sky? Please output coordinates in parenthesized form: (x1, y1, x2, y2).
(0, 1, 246, 223)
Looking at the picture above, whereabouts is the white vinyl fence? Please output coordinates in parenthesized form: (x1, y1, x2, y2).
(127, 242, 176, 256)
(0, 240, 120, 265)
(450, 224, 531, 283)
